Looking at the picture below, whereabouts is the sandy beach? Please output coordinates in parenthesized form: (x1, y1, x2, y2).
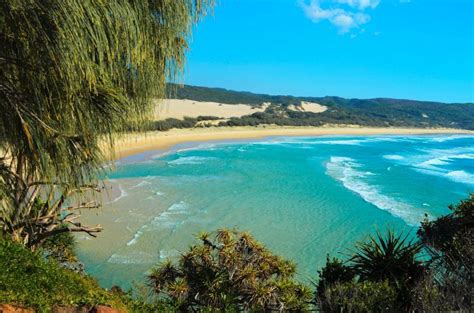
(110, 126, 473, 159)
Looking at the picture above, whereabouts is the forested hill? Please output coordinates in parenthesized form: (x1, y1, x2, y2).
(165, 84, 474, 130)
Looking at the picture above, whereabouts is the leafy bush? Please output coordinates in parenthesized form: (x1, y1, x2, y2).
(417, 194, 473, 311)
(316, 230, 424, 311)
(320, 281, 398, 312)
(316, 255, 354, 300)
(196, 115, 222, 121)
(152, 117, 198, 131)
(148, 229, 312, 311)
(41, 225, 82, 271)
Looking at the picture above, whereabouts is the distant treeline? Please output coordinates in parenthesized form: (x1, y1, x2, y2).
(164, 84, 474, 130)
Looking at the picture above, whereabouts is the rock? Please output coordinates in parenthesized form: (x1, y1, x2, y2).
(0, 304, 34, 313)
(52, 306, 89, 313)
(90, 306, 124, 313)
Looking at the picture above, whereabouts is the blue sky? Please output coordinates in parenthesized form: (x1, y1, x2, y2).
(182, 0, 473, 103)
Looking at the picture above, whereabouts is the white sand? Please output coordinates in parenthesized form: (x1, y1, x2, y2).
(288, 101, 327, 113)
(154, 99, 269, 120)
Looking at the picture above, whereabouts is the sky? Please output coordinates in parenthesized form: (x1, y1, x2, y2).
(181, 0, 474, 103)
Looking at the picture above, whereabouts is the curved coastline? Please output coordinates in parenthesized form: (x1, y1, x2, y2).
(110, 126, 474, 159)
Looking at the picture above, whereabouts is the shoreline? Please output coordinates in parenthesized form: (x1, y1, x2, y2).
(110, 126, 473, 159)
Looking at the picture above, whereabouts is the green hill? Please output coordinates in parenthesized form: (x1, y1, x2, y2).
(166, 84, 474, 130)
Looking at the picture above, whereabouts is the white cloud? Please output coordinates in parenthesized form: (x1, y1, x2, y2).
(301, 0, 373, 34)
(336, 0, 380, 10)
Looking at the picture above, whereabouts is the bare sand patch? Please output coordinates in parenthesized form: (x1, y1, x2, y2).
(154, 99, 268, 120)
(288, 101, 327, 113)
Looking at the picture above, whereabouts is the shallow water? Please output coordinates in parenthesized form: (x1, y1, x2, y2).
(76, 134, 474, 288)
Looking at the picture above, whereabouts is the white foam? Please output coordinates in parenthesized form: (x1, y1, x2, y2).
(124, 202, 190, 246)
(418, 157, 450, 170)
(410, 147, 474, 185)
(452, 154, 474, 160)
(159, 249, 180, 259)
(131, 180, 152, 189)
(383, 155, 405, 160)
(307, 139, 364, 146)
(125, 224, 149, 246)
(445, 170, 474, 185)
(126, 229, 144, 246)
(147, 201, 189, 230)
(326, 156, 420, 225)
(168, 156, 216, 165)
(168, 201, 188, 211)
(111, 184, 128, 203)
(108, 251, 155, 264)
(428, 135, 469, 143)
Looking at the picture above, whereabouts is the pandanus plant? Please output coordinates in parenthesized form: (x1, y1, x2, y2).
(148, 229, 312, 312)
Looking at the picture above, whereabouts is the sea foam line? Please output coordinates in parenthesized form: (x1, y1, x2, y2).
(125, 201, 189, 246)
(168, 156, 216, 165)
(111, 184, 128, 203)
(326, 156, 420, 225)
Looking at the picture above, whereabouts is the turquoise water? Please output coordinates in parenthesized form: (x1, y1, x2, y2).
(76, 135, 474, 288)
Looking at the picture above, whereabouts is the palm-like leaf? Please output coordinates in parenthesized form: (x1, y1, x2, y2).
(350, 230, 424, 284)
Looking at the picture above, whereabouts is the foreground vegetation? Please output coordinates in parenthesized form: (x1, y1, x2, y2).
(148, 229, 312, 311)
(1, 195, 472, 312)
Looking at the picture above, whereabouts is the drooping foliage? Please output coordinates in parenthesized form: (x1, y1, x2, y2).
(148, 229, 312, 311)
(0, 0, 213, 247)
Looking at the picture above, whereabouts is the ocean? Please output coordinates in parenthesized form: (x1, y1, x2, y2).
(76, 134, 474, 288)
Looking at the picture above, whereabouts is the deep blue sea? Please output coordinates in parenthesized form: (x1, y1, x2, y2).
(76, 135, 474, 288)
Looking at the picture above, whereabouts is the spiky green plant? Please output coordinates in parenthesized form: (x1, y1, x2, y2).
(0, 0, 214, 248)
(350, 230, 424, 283)
(349, 229, 425, 310)
(148, 229, 312, 311)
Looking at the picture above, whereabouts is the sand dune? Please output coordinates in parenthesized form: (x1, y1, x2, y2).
(154, 99, 269, 120)
(154, 99, 328, 120)
(288, 101, 327, 113)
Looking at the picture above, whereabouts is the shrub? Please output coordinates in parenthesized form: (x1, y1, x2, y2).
(148, 229, 312, 311)
(320, 281, 399, 312)
(417, 194, 473, 311)
(316, 255, 354, 301)
(0, 239, 124, 312)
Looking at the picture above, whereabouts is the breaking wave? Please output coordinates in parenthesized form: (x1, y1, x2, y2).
(168, 156, 216, 165)
(326, 156, 420, 225)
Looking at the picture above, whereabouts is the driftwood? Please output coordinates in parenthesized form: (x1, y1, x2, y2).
(0, 159, 103, 250)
